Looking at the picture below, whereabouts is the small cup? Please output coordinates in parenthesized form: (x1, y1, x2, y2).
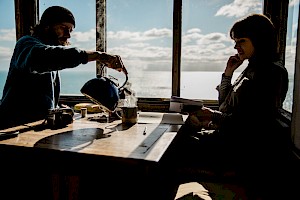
(121, 106, 138, 124)
(81, 108, 87, 118)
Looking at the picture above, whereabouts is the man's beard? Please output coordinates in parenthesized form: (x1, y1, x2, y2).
(46, 29, 69, 46)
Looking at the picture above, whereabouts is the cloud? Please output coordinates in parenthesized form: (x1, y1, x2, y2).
(0, 25, 244, 72)
(180, 30, 233, 69)
(196, 32, 229, 45)
(109, 45, 172, 60)
(93, 26, 236, 71)
(71, 29, 96, 42)
(0, 29, 15, 70)
(182, 29, 203, 44)
(143, 28, 172, 38)
(285, 45, 296, 72)
(104, 27, 235, 71)
(0, 46, 13, 60)
(69, 29, 96, 50)
(0, 46, 13, 70)
(215, 0, 262, 18)
(126, 43, 150, 48)
(0, 29, 16, 41)
(289, 0, 299, 7)
(187, 28, 202, 34)
(108, 28, 172, 42)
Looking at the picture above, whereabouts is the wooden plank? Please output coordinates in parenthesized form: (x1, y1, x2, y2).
(172, 0, 182, 97)
(14, 0, 38, 40)
(96, 0, 107, 77)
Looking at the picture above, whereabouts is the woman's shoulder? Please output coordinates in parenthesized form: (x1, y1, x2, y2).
(271, 60, 288, 77)
(250, 60, 288, 82)
(257, 60, 287, 75)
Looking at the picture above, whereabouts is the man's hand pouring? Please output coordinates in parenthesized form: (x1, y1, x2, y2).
(87, 51, 128, 74)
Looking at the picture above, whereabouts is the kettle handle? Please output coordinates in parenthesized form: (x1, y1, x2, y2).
(116, 55, 128, 75)
(98, 55, 129, 90)
(118, 71, 128, 90)
(115, 55, 128, 90)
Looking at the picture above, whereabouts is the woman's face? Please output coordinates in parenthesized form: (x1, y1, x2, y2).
(233, 37, 255, 61)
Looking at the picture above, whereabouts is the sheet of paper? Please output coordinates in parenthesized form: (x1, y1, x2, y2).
(138, 112, 186, 125)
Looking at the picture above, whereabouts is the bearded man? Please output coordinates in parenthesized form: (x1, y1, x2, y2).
(0, 6, 125, 129)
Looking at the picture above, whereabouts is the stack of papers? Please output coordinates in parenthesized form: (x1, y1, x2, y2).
(169, 96, 203, 113)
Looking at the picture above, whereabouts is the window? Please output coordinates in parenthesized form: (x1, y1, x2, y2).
(290, 0, 300, 150)
(0, 0, 295, 114)
(106, 0, 174, 98)
(105, 0, 263, 101)
(0, 0, 15, 98)
(181, 0, 262, 100)
(285, 0, 299, 113)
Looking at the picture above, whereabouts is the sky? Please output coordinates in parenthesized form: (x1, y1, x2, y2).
(0, 0, 299, 73)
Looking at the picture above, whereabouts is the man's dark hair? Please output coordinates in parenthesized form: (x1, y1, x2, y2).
(31, 6, 75, 38)
(40, 6, 75, 28)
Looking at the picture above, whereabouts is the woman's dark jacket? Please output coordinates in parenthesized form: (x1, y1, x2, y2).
(214, 58, 289, 168)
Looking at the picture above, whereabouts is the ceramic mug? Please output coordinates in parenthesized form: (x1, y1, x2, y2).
(121, 106, 138, 124)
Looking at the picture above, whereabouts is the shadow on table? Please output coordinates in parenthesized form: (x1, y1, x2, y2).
(34, 127, 108, 151)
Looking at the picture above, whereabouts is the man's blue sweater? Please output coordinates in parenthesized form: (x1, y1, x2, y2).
(0, 35, 88, 128)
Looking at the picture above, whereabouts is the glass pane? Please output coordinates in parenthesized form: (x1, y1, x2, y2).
(0, 0, 15, 98)
(181, 0, 263, 100)
(284, 0, 299, 112)
(106, 0, 173, 98)
(40, 0, 96, 95)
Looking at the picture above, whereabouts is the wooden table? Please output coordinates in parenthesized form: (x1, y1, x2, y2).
(0, 112, 186, 200)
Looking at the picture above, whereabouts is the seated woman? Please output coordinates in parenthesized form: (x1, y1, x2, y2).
(163, 13, 290, 199)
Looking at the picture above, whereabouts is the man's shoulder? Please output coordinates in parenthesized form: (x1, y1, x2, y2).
(17, 35, 40, 44)
(14, 35, 43, 51)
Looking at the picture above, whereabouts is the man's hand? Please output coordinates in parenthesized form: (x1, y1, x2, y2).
(99, 53, 128, 74)
(86, 51, 128, 74)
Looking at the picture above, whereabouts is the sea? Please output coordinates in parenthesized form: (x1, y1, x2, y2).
(0, 70, 294, 112)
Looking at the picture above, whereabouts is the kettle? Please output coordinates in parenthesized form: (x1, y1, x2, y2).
(80, 64, 129, 113)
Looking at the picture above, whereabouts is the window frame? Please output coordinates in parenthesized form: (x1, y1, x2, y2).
(13, 0, 291, 100)
(291, 2, 300, 151)
(13, 0, 299, 152)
